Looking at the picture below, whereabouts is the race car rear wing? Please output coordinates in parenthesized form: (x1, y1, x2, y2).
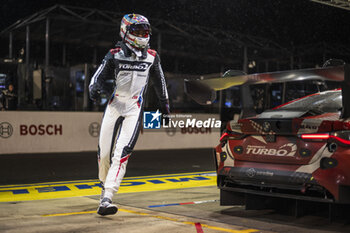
(184, 64, 350, 118)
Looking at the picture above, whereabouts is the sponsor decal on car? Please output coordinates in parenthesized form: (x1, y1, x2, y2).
(245, 168, 274, 178)
(245, 143, 297, 156)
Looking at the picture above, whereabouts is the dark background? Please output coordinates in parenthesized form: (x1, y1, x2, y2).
(1, 0, 349, 46)
(0, 1, 349, 113)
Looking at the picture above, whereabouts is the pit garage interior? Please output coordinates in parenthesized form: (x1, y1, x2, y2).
(1, 1, 350, 233)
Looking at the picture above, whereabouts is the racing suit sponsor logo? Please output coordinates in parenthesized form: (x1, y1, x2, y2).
(246, 143, 297, 156)
(118, 61, 152, 71)
(20, 124, 63, 136)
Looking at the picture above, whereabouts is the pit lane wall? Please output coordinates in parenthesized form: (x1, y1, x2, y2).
(0, 111, 220, 154)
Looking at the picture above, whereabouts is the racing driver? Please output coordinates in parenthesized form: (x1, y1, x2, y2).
(89, 13, 170, 216)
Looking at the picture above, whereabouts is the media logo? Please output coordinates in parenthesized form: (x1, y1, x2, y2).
(143, 110, 162, 129)
(0, 122, 13, 138)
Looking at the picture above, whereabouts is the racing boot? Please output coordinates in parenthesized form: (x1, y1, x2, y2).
(97, 198, 118, 216)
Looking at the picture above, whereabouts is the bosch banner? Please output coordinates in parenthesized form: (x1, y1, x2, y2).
(0, 112, 220, 154)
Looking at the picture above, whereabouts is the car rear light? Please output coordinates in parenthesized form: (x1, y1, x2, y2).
(220, 132, 229, 142)
(331, 131, 350, 145)
(300, 133, 330, 140)
(300, 131, 350, 145)
(219, 130, 244, 142)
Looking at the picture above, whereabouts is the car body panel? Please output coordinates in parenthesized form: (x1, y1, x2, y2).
(216, 89, 350, 203)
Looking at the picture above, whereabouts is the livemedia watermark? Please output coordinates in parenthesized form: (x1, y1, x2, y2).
(143, 110, 221, 131)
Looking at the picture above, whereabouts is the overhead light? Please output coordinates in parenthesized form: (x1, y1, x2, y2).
(248, 61, 256, 68)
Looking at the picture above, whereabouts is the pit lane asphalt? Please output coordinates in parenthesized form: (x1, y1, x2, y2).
(1, 149, 350, 232)
(1, 183, 349, 233)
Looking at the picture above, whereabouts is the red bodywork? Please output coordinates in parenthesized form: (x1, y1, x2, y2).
(215, 90, 350, 203)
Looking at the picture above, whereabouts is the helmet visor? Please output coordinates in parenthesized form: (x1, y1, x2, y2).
(129, 24, 150, 38)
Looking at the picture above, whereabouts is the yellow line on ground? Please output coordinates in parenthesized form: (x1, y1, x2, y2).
(199, 224, 259, 233)
(119, 208, 150, 216)
(0, 172, 217, 202)
(42, 210, 96, 217)
(0, 171, 216, 188)
(42, 208, 259, 233)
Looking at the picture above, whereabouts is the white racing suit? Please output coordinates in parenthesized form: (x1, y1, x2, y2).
(89, 42, 169, 200)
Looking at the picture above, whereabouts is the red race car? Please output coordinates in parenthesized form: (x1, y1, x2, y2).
(217, 88, 350, 204)
(186, 63, 350, 204)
